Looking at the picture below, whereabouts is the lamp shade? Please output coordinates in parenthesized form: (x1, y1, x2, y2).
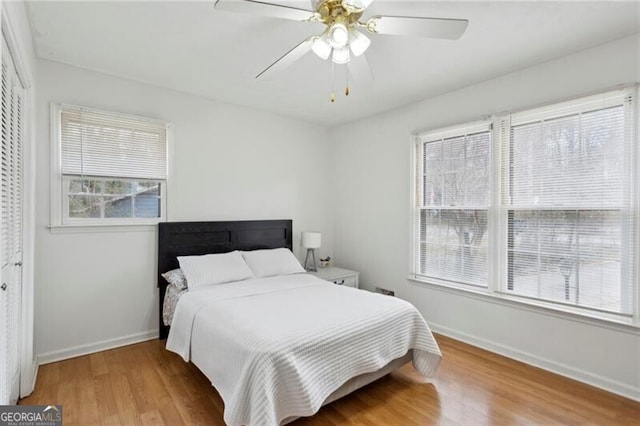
(301, 232, 322, 249)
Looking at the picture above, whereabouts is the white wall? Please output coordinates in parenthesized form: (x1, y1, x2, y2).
(2, 0, 39, 397)
(329, 34, 640, 400)
(34, 60, 333, 362)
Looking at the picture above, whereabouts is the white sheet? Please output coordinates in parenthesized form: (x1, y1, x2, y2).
(166, 274, 441, 426)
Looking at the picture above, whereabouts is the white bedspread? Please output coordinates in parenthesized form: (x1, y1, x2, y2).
(166, 274, 441, 426)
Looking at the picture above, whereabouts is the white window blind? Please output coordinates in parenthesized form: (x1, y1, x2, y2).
(500, 89, 636, 315)
(411, 87, 638, 323)
(414, 122, 491, 287)
(53, 105, 168, 225)
(60, 107, 167, 180)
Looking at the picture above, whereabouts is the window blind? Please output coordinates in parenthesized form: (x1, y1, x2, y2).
(60, 107, 167, 180)
(414, 122, 491, 287)
(500, 89, 636, 315)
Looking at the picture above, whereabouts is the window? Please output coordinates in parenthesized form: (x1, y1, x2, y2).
(414, 122, 491, 287)
(51, 104, 168, 226)
(412, 88, 638, 324)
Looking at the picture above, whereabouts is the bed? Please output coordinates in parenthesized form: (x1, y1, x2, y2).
(158, 220, 441, 425)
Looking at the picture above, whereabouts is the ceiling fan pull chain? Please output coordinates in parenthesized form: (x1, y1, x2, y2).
(345, 67, 350, 96)
(330, 61, 336, 103)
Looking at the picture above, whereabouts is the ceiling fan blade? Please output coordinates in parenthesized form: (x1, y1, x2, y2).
(214, 0, 317, 22)
(365, 16, 468, 40)
(256, 36, 315, 80)
(347, 53, 373, 84)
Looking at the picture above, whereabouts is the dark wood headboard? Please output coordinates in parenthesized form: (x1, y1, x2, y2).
(157, 220, 293, 339)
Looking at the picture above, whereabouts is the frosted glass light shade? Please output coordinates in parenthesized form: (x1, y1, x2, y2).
(349, 29, 370, 57)
(332, 46, 350, 64)
(328, 23, 349, 48)
(301, 232, 322, 249)
(312, 36, 332, 60)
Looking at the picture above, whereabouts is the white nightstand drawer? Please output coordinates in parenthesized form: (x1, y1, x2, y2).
(309, 266, 359, 289)
(330, 276, 357, 288)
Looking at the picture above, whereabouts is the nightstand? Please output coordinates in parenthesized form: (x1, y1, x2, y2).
(309, 266, 359, 289)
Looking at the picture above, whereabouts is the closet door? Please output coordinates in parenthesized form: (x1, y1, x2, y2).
(0, 34, 24, 405)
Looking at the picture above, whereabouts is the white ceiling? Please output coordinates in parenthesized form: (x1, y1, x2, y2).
(26, 1, 639, 126)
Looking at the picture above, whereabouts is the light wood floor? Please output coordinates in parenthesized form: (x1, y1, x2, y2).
(21, 334, 640, 425)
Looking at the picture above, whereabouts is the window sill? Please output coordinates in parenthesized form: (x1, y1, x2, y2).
(48, 223, 158, 234)
(408, 276, 640, 335)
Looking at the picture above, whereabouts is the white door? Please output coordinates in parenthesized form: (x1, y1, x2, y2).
(0, 33, 24, 405)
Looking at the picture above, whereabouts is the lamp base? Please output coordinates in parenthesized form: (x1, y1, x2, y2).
(304, 248, 317, 272)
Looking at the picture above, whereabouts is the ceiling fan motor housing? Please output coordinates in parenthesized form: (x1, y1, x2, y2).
(315, 0, 364, 26)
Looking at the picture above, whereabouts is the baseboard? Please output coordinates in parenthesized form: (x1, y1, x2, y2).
(36, 330, 158, 365)
(429, 323, 640, 403)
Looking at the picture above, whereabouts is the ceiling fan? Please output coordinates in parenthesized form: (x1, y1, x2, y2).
(214, 0, 469, 101)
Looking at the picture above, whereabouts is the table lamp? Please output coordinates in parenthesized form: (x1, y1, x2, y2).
(302, 231, 322, 272)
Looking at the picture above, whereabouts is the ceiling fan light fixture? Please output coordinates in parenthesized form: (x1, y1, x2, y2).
(328, 22, 349, 48)
(311, 35, 332, 60)
(348, 29, 370, 57)
(218, 0, 470, 94)
(332, 46, 350, 64)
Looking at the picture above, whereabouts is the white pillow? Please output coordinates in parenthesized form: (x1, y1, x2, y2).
(241, 248, 305, 278)
(177, 251, 254, 289)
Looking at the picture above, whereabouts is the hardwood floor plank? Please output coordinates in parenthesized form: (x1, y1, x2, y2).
(76, 377, 101, 425)
(20, 335, 640, 425)
(93, 373, 119, 420)
(110, 372, 141, 424)
(140, 409, 165, 426)
(90, 351, 109, 377)
(156, 401, 187, 426)
(55, 377, 78, 424)
(101, 414, 122, 425)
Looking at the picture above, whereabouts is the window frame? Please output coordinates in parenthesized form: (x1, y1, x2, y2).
(412, 120, 493, 289)
(410, 87, 640, 327)
(50, 103, 169, 228)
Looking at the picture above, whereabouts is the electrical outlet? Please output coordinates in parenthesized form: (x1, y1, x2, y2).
(375, 287, 395, 297)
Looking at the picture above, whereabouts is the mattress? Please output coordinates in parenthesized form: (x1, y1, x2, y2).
(167, 274, 441, 426)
